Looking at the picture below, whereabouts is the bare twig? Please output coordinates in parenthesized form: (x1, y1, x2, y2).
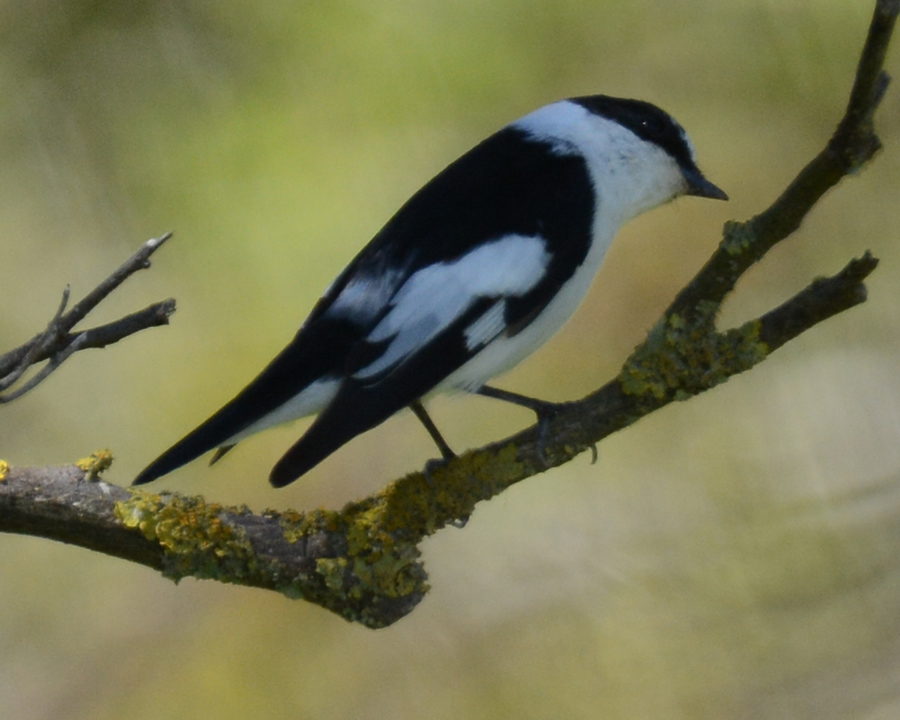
(0, 233, 175, 403)
(0, 287, 72, 393)
(59, 232, 173, 332)
(0, 334, 90, 404)
(0, 3, 895, 628)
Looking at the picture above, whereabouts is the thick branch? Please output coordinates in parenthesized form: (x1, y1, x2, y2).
(0, 2, 894, 628)
(0, 463, 422, 626)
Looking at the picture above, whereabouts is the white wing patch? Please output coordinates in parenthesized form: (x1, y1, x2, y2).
(354, 234, 550, 380)
(326, 267, 405, 324)
(464, 299, 507, 351)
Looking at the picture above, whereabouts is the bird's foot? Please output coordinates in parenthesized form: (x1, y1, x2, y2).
(533, 404, 598, 467)
(475, 385, 573, 468)
(422, 454, 456, 489)
(530, 400, 570, 468)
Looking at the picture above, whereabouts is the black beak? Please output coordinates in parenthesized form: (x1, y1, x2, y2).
(682, 166, 728, 201)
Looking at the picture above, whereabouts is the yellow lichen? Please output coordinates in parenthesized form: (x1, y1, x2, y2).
(620, 315, 768, 402)
(316, 557, 349, 591)
(352, 551, 423, 599)
(0, 460, 8, 481)
(721, 220, 756, 256)
(75, 450, 114, 480)
(115, 490, 259, 582)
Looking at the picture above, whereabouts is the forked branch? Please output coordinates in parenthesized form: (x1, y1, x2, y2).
(0, 233, 175, 403)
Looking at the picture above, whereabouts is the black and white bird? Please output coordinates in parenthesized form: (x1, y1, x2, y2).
(134, 94, 726, 488)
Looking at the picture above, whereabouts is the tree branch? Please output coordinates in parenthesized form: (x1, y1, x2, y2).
(0, 1, 895, 628)
(0, 233, 176, 403)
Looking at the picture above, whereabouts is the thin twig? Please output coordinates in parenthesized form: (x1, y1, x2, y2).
(60, 300, 177, 352)
(0, 233, 174, 402)
(59, 232, 173, 333)
(0, 286, 71, 392)
(0, 334, 89, 404)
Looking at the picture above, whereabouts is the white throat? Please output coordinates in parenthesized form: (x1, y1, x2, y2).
(513, 100, 689, 226)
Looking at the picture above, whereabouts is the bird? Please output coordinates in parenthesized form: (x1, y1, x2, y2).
(134, 94, 727, 489)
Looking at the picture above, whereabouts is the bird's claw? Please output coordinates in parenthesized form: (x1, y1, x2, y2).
(531, 401, 568, 468)
(422, 454, 454, 488)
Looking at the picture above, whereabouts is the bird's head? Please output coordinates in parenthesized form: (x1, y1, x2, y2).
(514, 95, 727, 226)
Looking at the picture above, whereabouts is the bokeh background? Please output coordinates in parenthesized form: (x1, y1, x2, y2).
(2, 1, 900, 718)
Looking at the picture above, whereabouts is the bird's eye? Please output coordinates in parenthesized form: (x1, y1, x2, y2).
(641, 117, 666, 138)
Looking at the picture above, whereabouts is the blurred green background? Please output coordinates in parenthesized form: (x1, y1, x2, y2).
(2, 1, 899, 718)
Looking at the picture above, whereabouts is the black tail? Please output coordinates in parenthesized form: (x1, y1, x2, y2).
(133, 341, 328, 485)
(268, 382, 410, 487)
(132, 398, 258, 485)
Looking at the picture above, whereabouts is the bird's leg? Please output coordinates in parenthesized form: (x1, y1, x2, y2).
(475, 385, 565, 419)
(476, 385, 570, 466)
(409, 400, 456, 460)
